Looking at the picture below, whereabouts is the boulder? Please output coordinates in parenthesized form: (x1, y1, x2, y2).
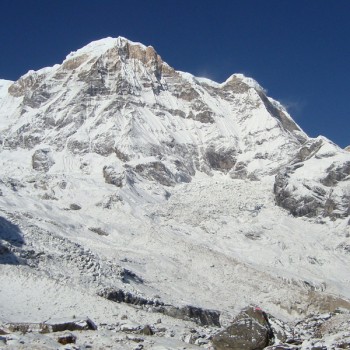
(195, 338, 209, 345)
(120, 323, 141, 332)
(32, 148, 55, 172)
(139, 324, 154, 336)
(212, 306, 273, 350)
(103, 165, 126, 187)
(69, 203, 81, 210)
(57, 332, 77, 345)
(44, 317, 97, 332)
(88, 227, 109, 236)
(0, 329, 8, 335)
(161, 305, 221, 327)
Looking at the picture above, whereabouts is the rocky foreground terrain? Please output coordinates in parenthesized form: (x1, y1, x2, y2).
(0, 37, 350, 349)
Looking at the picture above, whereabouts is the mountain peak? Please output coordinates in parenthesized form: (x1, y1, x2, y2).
(223, 73, 264, 91)
(65, 36, 157, 62)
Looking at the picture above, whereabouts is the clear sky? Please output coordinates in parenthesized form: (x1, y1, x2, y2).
(1, 0, 349, 147)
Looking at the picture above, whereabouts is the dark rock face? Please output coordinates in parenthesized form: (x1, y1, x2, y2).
(0, 216, 24, 265)
(274, 161, 350, 219)
(8, 72, 44, 97)
(175, 87, 200, 102)
(98, 288, 220, 327)
(88, 227, 109, 236)
(114, 148, 130, 162)
(32, 148, 55, 172)
(98, 288, 160, 307)
(120, 268, 144, 284)
(187, 110, 215, 123)
(230, 161, 248, 179)
(205, 147, 236, 173)
(103, 161, 192, 188)
(66, 138, 90, 154)
(134, 162, 176, 186)
(91, 132, 117, 156)
(294, 139, 323, 162)
(257, 91, 303, 135)
(273, 138, 350, 220)
(223, 76, 251, 94)
(321, 161, 350, 187)
(274, 170, 322, 218)
(139, 324, 154, 336)
(69, 203, 81, 210)
(134, 161, 192, 186)
(212, 306, 273, 350)
(160, 305, 221, 327)
(103, 165, 124, 187)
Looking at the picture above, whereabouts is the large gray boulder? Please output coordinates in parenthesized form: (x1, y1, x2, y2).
(212, 306, 273, 350)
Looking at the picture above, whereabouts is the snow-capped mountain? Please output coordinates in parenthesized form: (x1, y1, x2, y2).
(0, 37, 349, 349)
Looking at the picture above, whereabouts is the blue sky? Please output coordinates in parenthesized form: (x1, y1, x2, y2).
(1, 0, 349, 147)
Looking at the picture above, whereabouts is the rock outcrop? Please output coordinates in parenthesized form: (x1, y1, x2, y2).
(32, 148, 55, 172)
(274, 138, 350, 219)
(98, 288, 220, 327)
(103, 165, 129, 187)
(7, 317, 97, 334)
(212, 306, 273, 350)
(160, 305, 221, 327)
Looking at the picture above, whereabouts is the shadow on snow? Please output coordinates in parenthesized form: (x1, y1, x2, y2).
(0, 216, 25, 265)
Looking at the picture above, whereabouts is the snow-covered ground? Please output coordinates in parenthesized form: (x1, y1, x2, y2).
(1, 170, 349, 317)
